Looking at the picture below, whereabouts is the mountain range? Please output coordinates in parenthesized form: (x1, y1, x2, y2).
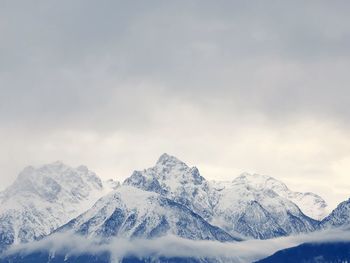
(0, 153, 349, 262)
(123, 154, 324, 239)
(58, 185, 239, 242)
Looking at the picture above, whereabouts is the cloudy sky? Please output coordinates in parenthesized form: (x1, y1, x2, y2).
(1, 0, 349, 208)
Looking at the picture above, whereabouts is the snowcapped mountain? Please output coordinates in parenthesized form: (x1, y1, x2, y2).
(0, 161, 118, 249)
(320, 198, 350, 228)
(58, 185, 240, 242)
(283, 192, 328, 221)
(124, 153, 215, 220)
(123, 154, 320, 239)
(0, 153, 342, 263)
(225, 173, 328, 220)
(0, 153, 331, 258)
(211, 174, 318, 239)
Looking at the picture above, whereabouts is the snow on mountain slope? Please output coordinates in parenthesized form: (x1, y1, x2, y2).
(124, 153, 215, 220)
(228, 173, 329, 220)
(59, 185, 240, 242)
(320, 198, 350, 228)
(0, 153, 328, 251)
(123, 154, 321, 239)
(0, 161, 118, 249)
(211, 174, 319, 239)
(285, 192, 328, 221)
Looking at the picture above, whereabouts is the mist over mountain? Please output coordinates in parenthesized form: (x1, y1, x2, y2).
(2, 0, 350, 261)
(0, 154, 349, 262)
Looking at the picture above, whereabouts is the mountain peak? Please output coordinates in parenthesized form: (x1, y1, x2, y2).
(10, 161, 104, 197)
(0, 162, 117, 246)
(156, 153, 187, 167)
(41, 160, 67, 170)
(51, 160, 66, 166)
(238, 172, 273, 180)
(321, 197, 350, 228)
(235, 172, 289, 191)
(232, 172, 328, 220)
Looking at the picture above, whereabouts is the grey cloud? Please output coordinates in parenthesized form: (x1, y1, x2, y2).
(1, 0, 350, 131)
(1, 0, 350, 205)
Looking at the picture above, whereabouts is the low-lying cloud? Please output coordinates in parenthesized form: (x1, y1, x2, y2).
(4, 228, 350, 263)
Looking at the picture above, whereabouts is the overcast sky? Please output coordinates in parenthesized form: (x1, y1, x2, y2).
(1, 0, 350, 208)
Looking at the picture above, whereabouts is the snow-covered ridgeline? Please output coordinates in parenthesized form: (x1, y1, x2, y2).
(0, 161, 118, 248)
(124, 154, 326, 239)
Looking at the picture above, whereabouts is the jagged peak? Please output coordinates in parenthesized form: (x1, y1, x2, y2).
(321, 197, 350, 228)
(50, 160, 66, 166)
(233, 172, 289, 192)
(335, 198, 350, 209)
(237, 172, 273, 180)
(156, 153, 188, 168)
(236, 172, 281, 183)
(12, 161, 102, 189)
(16, 161, 62, 175)
(16, 161, 70, 180)
(41, 160, 68, 169)
(24, 161, 90, 174)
